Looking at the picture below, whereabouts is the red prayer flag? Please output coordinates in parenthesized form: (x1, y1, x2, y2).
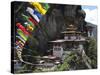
(28, 17, 38, 26)
(16, 23, 30, 35)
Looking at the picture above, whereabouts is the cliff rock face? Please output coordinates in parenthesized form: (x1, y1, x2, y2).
(25, 4, 97, 54)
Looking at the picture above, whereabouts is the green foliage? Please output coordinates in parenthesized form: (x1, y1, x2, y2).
(56, 52, 81, 71)
(59, 61, 70, 71)
(55, 52, 78, 71)
(86, 37, 97, 68)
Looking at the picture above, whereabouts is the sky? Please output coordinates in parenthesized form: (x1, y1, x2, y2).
(82, 5, 97, 25)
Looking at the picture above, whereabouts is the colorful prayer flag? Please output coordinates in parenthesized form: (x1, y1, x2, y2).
(30, 2, 46, 15)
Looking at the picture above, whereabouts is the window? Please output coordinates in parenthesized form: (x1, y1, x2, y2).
(54, 47, 61, 51)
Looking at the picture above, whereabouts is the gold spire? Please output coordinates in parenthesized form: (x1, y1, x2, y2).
(61, 24, 82, 34)
(66, 24, 77, 31)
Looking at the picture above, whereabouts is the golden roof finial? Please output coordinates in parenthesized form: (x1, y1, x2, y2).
(66, 24, 77, 31)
